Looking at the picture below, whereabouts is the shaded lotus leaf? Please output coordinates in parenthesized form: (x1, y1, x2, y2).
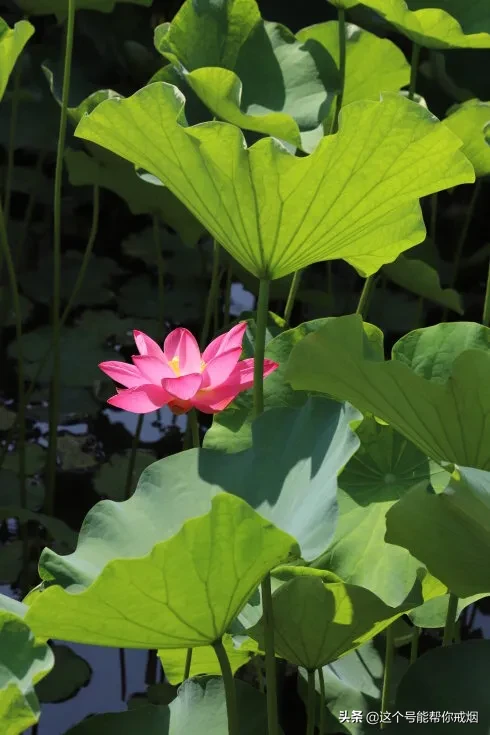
(157, 633, 254, 685)
(286, 316, 490, 468)
(8, 310, 160, 387)
(248, 573, 425, 670)
(118, 274, 203, 324)
(57, 435, 98, 472)
(204, 319, 333, 454)
(296, 21, 409, 130)
(0, 508, 77, 551)
(15, 0, 152, 19)
(0, 19, 34, 103)
(66, 677, 275, 734)
(0, 542, 22, 584)
(75, 85, 474, 280)
(2, 444, 45, 475)
(0, 406, 15, 431)
(0, 597, 54, 735)
(65, 148, 203, 246)
(32, 399, 358, 610)
(382, 254, 463, 313)
(385, 641, 490, 733)
(35, 644, 91, 703)
(358, 0, 490, 50)
(19, 251, 122, 307)
(94, 450, 156, 501)
(176, 21, 339, 152)
(25, 494, 298, 648)
(312, 418, 431, 606)
(443, 99, 490, 177)
(408, 590, 488, 628)
(386, 465, 490, 597)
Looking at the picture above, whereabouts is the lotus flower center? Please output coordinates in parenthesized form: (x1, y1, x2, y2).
(168, 356, 180, 376)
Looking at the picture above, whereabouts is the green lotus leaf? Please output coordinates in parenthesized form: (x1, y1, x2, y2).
(408, 591, 487, 628)
(359, 0, 490, 50)
(312, 418, 432, 606)
(35, 643, 91, 703)
(180, 22, 338, 153)
(0, 598, 54, 735)
(75, 85, 474, 280)
(382, 253, 463, 313)
(0, 19, 34, 104)
(386, 466, 490, 598)
(25, 493, 298, 648)
(204, 319, 333, 453)
(296, 21, 410, 128)
(66, 677, 276, 735)
(157, 633, 255, 685)
(65, 148, 203, 246)
(248, 574, 424, 671)
(32, 400, 358, 606)
(15, 0, 152, 19)
(385, 641, 490, 733)
(443, 99, 490, 177)
(155, 0, 260, 70)
(286, 316, 490, 467)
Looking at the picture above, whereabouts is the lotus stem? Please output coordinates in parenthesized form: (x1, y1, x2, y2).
(410, 625, 420, 664)
(483, 258, 490, 327)
(183, 647, 193, 681)
(213, 638, 239, 735)
(2, 59, 23, 229)
(442, 592, 459, 646)
(199, 238, 220, 350)
(380, 624, 395, 729)
(46, 0, 76, 516)
(223, 263, 233, 327)
(253, 278, 270, 418)
(153, 214, 165, 336)
(355, 275, 376, 320)
(332, 8, 346, 133)
(408, 43, 421, 101)
(0, 197, 27, 592)
(283, 269, 303, 326)
(318, 666, 326, 735)
(306, 669, 317, 735)
(188, 408, 200, 449)
(124, 413, 144, 501)
(261, 572, 279, 735)
(442, 179, 482, 322)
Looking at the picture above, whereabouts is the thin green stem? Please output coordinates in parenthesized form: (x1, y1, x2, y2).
(483, 258, 490, 326)
(318, 667, 326, 735)
(408, 43, 421, 101)
(124, 414, 144, 500)
(253, 278, 270, 418)
(380, 624, 395, 729)
(118, 647, 127, 701)
(188, 408, 200, 449)
(409, 626, 420, 665)
(183, 647, 193, 680)
(0, 198, 27, 591)
(306, 669, 317, 735)
(153, 215, 164, 336)
(261, 573, 279, 735)
(332, 8, 346, 133)
(0, 184, 99, 472)
(254, 656, 265, 693)
(442, 593, 459, 646)
(3, 60, 23, 228)
(46, 0, 76, 516)
(213, 638, 239, 735)
(283, 269, 302, 327)
(223, 264, 233, 328)
(355, 275, 376, 320)
(199, 239, 220, 350)
(442, 180, 482, 321)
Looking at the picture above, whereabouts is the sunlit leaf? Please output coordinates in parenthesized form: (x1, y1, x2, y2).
(0, 19, 34, 103)
(443, 99, 490, 177)
(75, 86, 474, 280)
(157, 634, 254, 685)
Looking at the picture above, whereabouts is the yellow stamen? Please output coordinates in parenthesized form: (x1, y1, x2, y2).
(200, 360, 206, 372)
(168, 356, 180, 376)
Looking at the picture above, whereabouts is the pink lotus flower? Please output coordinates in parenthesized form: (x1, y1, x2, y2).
(99, 322, 278, 415)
